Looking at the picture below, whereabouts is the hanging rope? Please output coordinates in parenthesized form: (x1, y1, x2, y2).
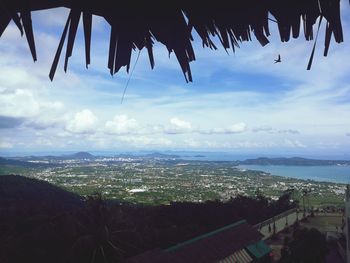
(120, 49, 142, 104)
(307, 16, 323, 70)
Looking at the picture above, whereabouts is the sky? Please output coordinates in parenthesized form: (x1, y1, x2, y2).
(1, 5, 350, 158)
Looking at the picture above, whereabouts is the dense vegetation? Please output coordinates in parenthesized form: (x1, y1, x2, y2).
(279, 227, 328, 263)
(0, 175, 295, 263)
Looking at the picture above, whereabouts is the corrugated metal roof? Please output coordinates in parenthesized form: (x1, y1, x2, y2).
(218, 249, 253, 263)
(165, 219, 246, 252)
(246, 240, 271, 259)
(126, 220, 263, 263)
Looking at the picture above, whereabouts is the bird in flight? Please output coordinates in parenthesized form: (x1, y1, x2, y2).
(274, 54, 281, 63)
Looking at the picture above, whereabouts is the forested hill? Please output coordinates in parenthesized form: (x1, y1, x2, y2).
(0, 175, 295, 263)
(0, 157, 39, 167)
(239, 157, 350, 166)
(0, 175, 84, 210)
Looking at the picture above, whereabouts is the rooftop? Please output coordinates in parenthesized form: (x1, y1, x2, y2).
(127, 219, 269, 263)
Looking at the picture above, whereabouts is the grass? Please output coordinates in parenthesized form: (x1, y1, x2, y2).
(301, 215, 343, 233)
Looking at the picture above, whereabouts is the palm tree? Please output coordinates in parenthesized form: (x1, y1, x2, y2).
(70, 193, 124, 263)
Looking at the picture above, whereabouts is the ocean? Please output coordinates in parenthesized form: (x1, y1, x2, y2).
(237, 165, 350, 184)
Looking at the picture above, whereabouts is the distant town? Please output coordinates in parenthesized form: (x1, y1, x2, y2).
(0, 152, 347, 207)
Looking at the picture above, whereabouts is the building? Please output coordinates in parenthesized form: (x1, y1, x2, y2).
(126, 220, 271, 263)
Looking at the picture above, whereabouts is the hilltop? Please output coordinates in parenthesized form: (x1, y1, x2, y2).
(65, 151, 95, 159)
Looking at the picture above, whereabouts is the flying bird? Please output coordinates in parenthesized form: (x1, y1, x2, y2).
(274, 54, 281, 63)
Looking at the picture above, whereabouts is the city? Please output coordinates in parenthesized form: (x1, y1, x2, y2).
(1, 154, 346, 207)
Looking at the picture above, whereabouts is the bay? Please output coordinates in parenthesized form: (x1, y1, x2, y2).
(237, 165, 350, 184)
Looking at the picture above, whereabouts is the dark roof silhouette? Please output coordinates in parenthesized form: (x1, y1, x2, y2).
(126, 219, 266, 263)
(0, 0, 345, 82)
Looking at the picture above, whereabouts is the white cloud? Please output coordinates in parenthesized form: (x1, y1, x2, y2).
(252, 126, 300, 135)
(224, 122, 247, 133)
(56, 131, 72, 138)
(35, 138, 54, 147)
(184, 138, 201, 147)
(170, 117, 192, 129)
(164, 117, 193, 134)
(0, 141, 13, 149)
(118, 135, 173, 147)
(158, 137, 173, 146)
(284, 139, 307, 148)
(163, 119, 247, 135)
(0, 89, 40, 118)
(105, 115, 139, 135)
(278, 129, 300, 135)
(253, 126, 273, 133)
(0, 87, 67, 130)
(203, 122, 247, 134)
(0, 9, 350, 154)
(66, 109, 98, 134)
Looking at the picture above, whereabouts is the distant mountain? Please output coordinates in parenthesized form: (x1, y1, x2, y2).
(0, 156, 25, 166)
(65, 151, 95, 159)
(239, 157, 350, 166)
(0, 156, 40, 167)
(6, 152, 95, 162)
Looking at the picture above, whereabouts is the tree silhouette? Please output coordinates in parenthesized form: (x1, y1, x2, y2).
(70, 193, 123, 263)
(287, 228, 328, 263)
(0, 175, 297, 262)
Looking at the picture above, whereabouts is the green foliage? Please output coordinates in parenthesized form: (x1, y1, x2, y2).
(279, 227, 328, 263)
(0, 175, 297, 262)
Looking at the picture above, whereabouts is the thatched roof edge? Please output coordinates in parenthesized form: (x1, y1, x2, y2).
(0, 0, 346, 82)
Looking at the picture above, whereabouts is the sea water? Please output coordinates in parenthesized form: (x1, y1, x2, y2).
(237, 165, 350, 184)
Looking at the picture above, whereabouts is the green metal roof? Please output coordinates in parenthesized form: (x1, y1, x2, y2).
(165, 219, 247, 252)
(246, 240, 271, 259)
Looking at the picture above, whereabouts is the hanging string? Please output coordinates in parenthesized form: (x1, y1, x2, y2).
(307, 16, 323, 70)
(121, 49, 142, 104)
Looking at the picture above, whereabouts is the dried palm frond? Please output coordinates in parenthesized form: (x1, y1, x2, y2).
(0, 0, 345, 82)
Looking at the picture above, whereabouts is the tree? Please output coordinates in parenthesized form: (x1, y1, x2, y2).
(70, 193, 123, 263)
(286, 228, 328, 263)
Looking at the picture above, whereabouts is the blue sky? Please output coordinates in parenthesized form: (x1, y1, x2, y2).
(1, 5, 350, 157)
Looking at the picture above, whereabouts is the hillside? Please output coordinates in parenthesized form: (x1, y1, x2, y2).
(65, 151, 95, 159)
(0, 175, 83, 210)
(0, 157, 40, 167)
(0, 175, 295, 263)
